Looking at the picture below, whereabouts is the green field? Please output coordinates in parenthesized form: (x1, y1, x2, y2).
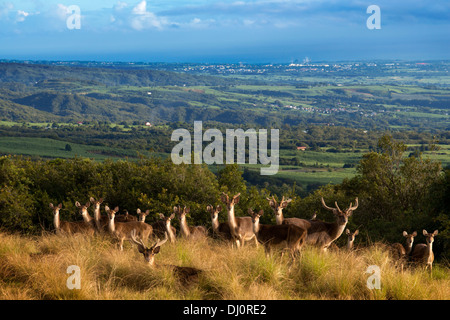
(0, 137, 160, 161)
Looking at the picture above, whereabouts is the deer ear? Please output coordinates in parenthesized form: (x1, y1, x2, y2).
(105, 206, 110, 212)
(185, 207, 190, 213)
(432, 230, 438, 236)
(206, 205, 212, 212)
(402, 231, 408, 237)
(412, 231, 417, 237)
(49, 203, 54, 209)
(99, 198, 104, 204)
(169, 213, 175, 220)
(58, 203, 62, 209)
(354, 230, 359, 236)
(153, 246, 161, 254)
(158, 213, 165, 219)
(423, 229, 428, 236)
(346, 229, 350, 235)
(137, 208, 141, 214)
(75, 201, 81, 208)
(137, 246, 146, 254)
(258, 209, 264, 216)
(90, 197, 95, 203)
(85, 202, 90, 208)
(114, 206, 119, 212)
(233, 193, 241, 204)
(216, 205, 222, 211)
(248, 208, 254, 215)
(173, 206, 178, 213)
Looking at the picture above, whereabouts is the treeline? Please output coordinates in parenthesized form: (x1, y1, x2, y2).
(0, 136, 448, 258)
(1, 121, 449, 156)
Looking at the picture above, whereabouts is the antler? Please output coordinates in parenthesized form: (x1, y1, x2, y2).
(348, 198, 359, 211)
(130, 229, 147, 252)
(151, 232, 169, 249)
(321, 197, 335, 211)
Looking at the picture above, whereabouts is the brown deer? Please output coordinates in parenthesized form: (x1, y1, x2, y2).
(267, 196, 292, 225)
(390, 231, 417, 269)
(50, 203, 95, 235)
(281, 197, 358, 251)
(151, 213, 177, 243)
(221, 192, 257, 248)
(411, 230, 438, 275)
(90, 197, 108, 232)
(249, 209, 307, 262)
(105, 205, 153, 250)
(345, 228, 359, 250)
(130, 229, 202, 286)
(174, 205, 207, 239)
(207, 204, 232, 241)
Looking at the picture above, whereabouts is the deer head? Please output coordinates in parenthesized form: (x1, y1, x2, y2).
(321, 197, 358, 226)
(220, 192, 240, 210)
(423, 229, 438, 245)
(130, 229, 168, 266)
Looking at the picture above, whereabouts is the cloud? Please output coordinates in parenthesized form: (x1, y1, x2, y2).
(111, 0, 169, 31)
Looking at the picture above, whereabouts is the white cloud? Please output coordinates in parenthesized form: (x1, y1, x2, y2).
(16, 10, 30, 22)
(111, 0, 169, 31)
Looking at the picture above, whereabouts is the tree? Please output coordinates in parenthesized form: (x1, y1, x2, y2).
(352, 135, 443, 240)
(65, 144, 72, 152)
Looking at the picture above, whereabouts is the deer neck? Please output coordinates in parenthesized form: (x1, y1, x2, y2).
(81, 209, 93, 223)
(180, 216, 191, 237)
(275, 208, 283, 225)
(332, 219, 347, 241)
(227, 205, 237, 230)
(347, 238, 353, 250)
(211, 214, 219, 232)
(405, 240, 414, 255)
(252, 218, 260, 235)
(108, 216, 116, 233)
(53, 211, 60, 230)
(426, 240, 433, 257)
(165, 222, 175, 243)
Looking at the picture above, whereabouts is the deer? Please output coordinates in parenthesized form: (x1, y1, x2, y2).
(130, 229, 202, 286)
(105, 205, 153, 250)
(249, 209, 307, 262)
(50, 203, 95, 235)
(221, 192, 258, 248)
(174, 205, 208, 239)
(267, 196, 292, 225)
(411, 229, 438, 275)
(281, 197, 358, 251)
(207, 204, 232, 241)
(345, 228, 359, 250)
(390, 231, 417, 269)
(90, 197, 108, 232)
(151, 213, 177, 243)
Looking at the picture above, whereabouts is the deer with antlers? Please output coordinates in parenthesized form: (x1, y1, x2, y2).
(50, 203, 95, 235)
(280, 197, 358, 251)
(249, 209, 306, 262)
(221, 192, 257, 248)
(130, 230, 202, 286)
(207, 204, 232, 241)
(411, 230, 438, 275)
(105, 205, 152, 250)
(174, 205, 208, 240)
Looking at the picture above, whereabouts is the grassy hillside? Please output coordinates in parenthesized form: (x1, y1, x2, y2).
(0, 231, 448, 300)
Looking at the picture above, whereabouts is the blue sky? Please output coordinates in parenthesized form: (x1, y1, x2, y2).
(0, 0, 449, 63)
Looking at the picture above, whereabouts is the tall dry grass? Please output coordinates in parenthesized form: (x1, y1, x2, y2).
(0, 231, 448, 300)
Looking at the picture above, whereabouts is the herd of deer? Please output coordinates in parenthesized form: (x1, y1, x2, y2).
(49, 192, 439, 277)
